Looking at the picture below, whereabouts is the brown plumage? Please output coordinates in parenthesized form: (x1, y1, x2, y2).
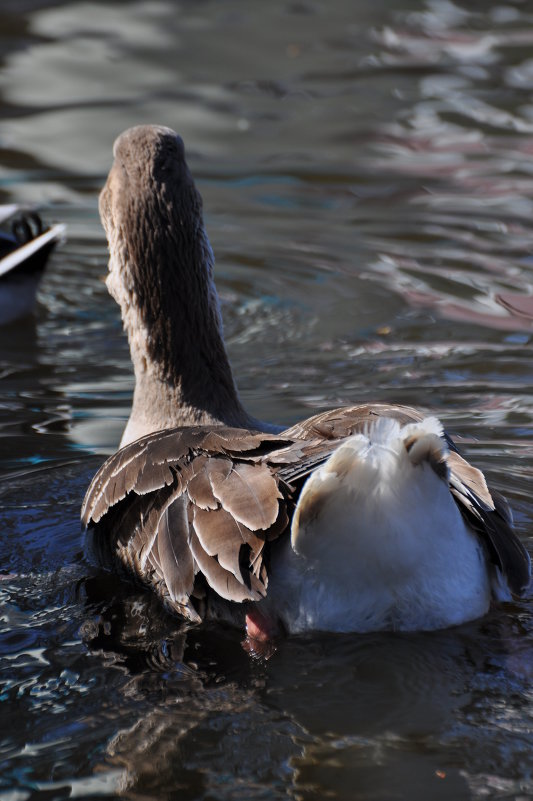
(82, 404, 530, 625)
(82, 125, 530, 634)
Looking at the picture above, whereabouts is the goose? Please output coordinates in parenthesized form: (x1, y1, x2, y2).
(0, 206, 65, 324)
(82, 125, 530, 639)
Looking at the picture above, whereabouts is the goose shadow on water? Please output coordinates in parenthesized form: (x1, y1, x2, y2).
(77, 578, 533, 801)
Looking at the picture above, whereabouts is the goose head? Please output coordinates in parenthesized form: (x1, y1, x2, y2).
(100, 125, 257, 446)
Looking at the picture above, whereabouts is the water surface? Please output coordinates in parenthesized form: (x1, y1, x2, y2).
(1, 2, 533, 799)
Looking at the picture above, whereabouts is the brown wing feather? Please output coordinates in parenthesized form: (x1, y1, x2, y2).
(187, 460, 218, 509)
(82, 427, 194, 524)
(188, 529, 264, 603)
(206, 459, 281, 531)
(156, 496, 195, 605)
(82, 425, 292, 616)
(83, 405, 530, 622)
(277, 403, 426, 485)
(448, 451, 530, 596)
(282, 402, 424, 440)
(193, 505, 265, 581)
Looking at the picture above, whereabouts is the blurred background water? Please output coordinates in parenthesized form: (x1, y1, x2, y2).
(1, 1, 533, 799)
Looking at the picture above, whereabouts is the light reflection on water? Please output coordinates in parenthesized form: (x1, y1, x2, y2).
(1, 1, 533, 799)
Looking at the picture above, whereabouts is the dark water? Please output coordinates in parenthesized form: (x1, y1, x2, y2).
(1, 1, 533, 798)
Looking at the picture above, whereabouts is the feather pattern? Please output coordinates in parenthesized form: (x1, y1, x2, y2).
(83, 424, 298, 618)
(156, 496, 195, 604)
(447, 451, 530, 596)
(206, 459, 281, 531)
(188, 529, 263, 603)
(82, 403, 531, 629)
(193, 505, 264, 581)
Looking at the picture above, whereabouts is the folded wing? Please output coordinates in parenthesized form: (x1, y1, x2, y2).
(82, 405, 530, 622)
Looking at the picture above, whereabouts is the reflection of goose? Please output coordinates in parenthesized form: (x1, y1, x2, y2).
(82, 125, 530, 639)
(0, 205, 65, 324)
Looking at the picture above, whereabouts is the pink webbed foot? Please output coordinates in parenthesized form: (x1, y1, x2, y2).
(242, 607, 281, 658)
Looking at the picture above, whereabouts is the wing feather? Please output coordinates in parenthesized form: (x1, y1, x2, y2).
(207, 459, 281, 530)
(188, 529, 264, 602)
(82, 406, 530, 626)
(157, 496, 195, 604)
(187, 461, 218, 510)
(83, 426, 291, 616)
(448, 451, 530, 596)
(193, 506, 265, 581)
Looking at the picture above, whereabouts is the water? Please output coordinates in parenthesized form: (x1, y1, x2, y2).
(1, 1, 533, 798)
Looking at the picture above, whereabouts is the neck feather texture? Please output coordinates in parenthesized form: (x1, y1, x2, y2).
(101, 126, 257, 446)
